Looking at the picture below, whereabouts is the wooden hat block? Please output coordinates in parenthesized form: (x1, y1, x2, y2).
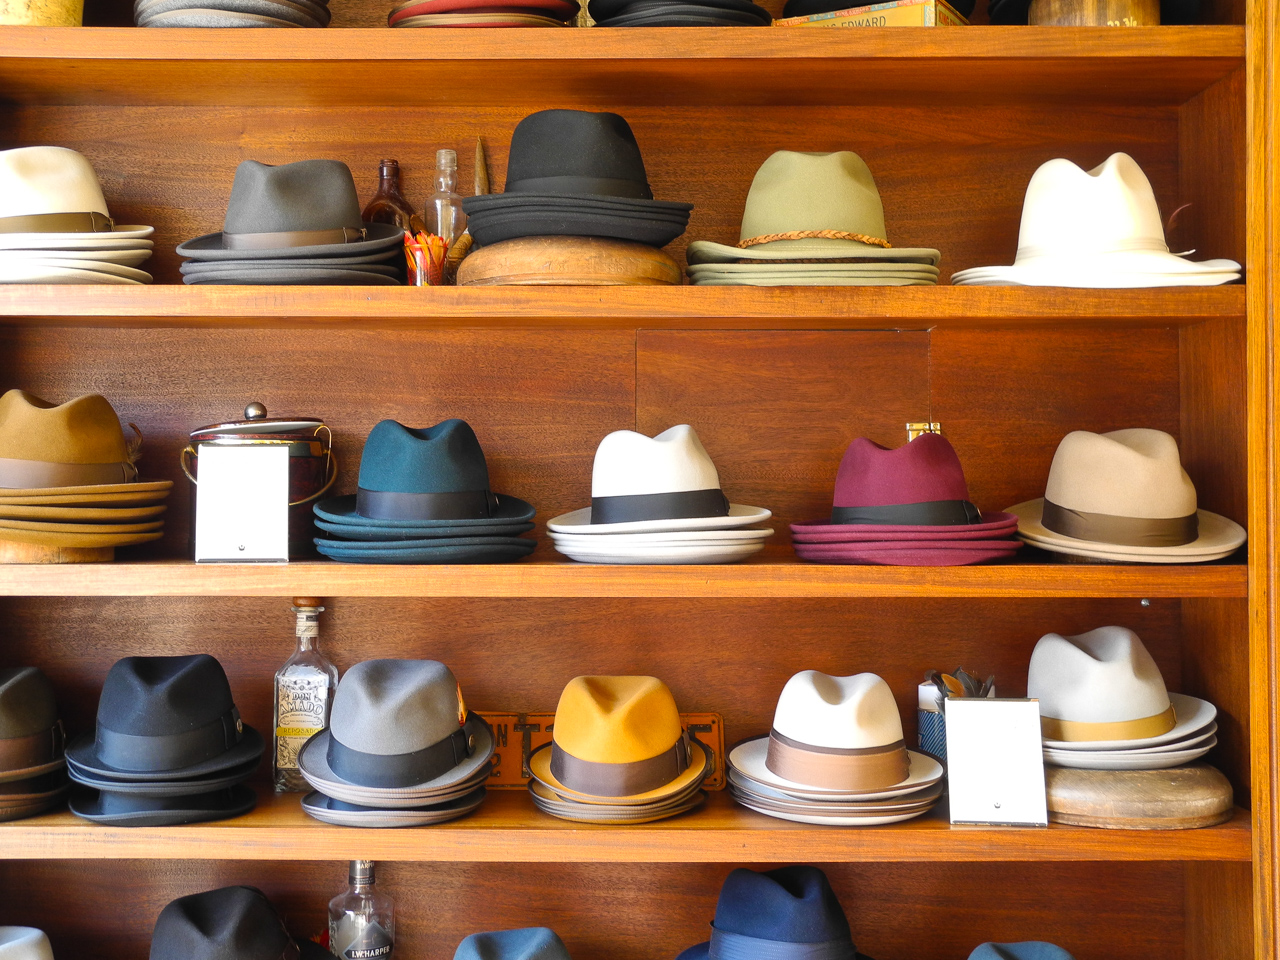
(1045, 763, 1234, 830)
(457, 236, 683, 286)
(0, 540, 114, 563)
(1028, 0, 1158, 24)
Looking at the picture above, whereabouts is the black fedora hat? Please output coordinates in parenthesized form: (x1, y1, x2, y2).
(0, 667, 65, 783)
(463, 110, 692, 247)
(596, 6, 770, 24)
(176, 159, 405, 262)
(66, 654, 264, 781)
(590, 0, 763, 17)
(68, 784, 257, 826)
(151, 886, 336, 960)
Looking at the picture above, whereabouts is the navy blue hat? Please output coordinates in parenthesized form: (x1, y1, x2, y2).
(454, 929, 571, 960)
(968, 945, 1076, 960)
(676, 867, 866, 960)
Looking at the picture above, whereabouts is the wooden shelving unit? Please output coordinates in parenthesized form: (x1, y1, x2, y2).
(0, 793, 1252, 862)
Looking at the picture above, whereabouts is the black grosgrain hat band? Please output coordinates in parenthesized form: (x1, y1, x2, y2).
(356, 488, 499, 522)
(327, 713, 479, 788)
(506, 175, 654, 200)
(708, 931, 857, 960)
(830, 499, 981, 526)
(591, 488, 729, 525)
(97, 706, 244, 773)
(1041, 498, 1198, 547)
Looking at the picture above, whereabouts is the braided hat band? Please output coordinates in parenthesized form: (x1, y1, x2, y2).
(737, 229, 892, 249)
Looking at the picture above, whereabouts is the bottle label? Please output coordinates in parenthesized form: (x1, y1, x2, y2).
(336, 920, 393, 960)
(275, 675, 330, 772)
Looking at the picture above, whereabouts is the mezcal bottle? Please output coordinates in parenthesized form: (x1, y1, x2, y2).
(272, 597, 338, 792)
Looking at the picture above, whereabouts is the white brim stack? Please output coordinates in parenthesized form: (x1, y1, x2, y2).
(1042, 692, 1218, 771)
(0, 227, 155, 284)
(135, 0, 330, 27)
(547, 506, 774, 564)
(727, 737, 944, 826)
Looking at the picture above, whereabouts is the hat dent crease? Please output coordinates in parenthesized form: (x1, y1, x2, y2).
(454, 928, 571, 960)
(0, 147, 109, 220)
(1045, 428, 1195, 520)
(0, 390, 134, 486)
(553, 675, 683, 761)
(591, 425, 719, 498)
(772, 671, 904, 750)
(329, 659, 466, 756)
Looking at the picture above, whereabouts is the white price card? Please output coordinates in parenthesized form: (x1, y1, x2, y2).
(194, 444, 289, 563)
(945, 697, 1048, 826)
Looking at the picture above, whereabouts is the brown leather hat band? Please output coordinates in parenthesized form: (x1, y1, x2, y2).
(223, 226, 368, 250)
(1041, 499, 1198, 547)
(0, 457, 136, 489)
(0, 721, 63, 773)
(0, 211, 114, 234)
(550, 729, 691, 798)
(765, 731, 909, 791)
(1040, 703, 1176, 742)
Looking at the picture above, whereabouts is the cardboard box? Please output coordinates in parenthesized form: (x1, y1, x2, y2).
(774, 0, 968, 27)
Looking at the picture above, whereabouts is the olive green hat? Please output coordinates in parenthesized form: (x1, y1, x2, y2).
(686, 151, 941, 265)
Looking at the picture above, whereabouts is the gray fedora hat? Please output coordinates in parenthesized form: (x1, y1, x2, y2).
(176, 160, 404, 261)
(298, 659, 494, 794)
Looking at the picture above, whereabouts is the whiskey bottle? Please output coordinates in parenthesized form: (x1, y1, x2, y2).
(272, 597, 339, 793)
(361, 159, 417, 233)
(329, 861, 395, 960)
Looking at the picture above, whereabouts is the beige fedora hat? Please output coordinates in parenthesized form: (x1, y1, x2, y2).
(1027, 626, 1215, 746)
(0, 147, 154, 243)
(0, 391, 139, 492)
(686, 151, 941, 265)
(1006, 428, 1245, 562)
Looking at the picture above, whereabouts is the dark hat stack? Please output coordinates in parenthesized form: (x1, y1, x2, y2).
(151, 886, 337, 960)
(313, 418, 537, 564)
(387, 0, 578, 27)
(0, 667, 69, 821)
(134, 0, 330, 27)
(589, 0, 769, 25)
(461, 111, 693, 274)
(176, 160, 405, 285)
(297, 659, 495, 827)
(66, 655, 263, 826)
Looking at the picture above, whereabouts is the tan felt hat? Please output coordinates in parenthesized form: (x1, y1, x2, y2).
(0, 390, 139, 491)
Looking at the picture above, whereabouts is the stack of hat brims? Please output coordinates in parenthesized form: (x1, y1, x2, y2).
(135, 0, 329, 27)
(587, 0, 769, 25)
(66, 655, 262, 827)
(299, 660, 494, 827)
(792, 433, 1020, 566)
(177, 159, 404, 285)
(729, 672, 943, 826)
(313, 418, 537, 564)
(549, 424, 772, 564)
(0, 147, 155, 285)
(686, 151, 940, 286)
(388, 0, 577, 26)
(1030, 627, 1219, 772)
(0, 390, 172, 560)
(0, 667, 70, 822)
(527, 676, 710, 824)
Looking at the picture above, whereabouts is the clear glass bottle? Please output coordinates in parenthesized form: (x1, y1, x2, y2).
(272, 597, 339, 793)
(425, 148, 467, 245)
(329, 861, 395, 960)
(361, 160, 417, 233)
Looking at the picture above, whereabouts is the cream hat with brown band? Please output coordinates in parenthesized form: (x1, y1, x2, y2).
(1028, 627, 1179, 742)
(685, 151, 941, 266)
(1006, 428, 1246, 562)
(765, 671, 910, 791)
(0, 147, 153, 241)
(0, 391, 141, 491)
(528, 675, 708, 802)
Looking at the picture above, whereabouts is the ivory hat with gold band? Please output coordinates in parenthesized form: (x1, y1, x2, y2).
(1027, 626, 1215, 747)
(685, 151, 940, 266)
(528, 676, 708, 803)
(765, 671, 910, 791)
(0, 147, 154, 244)
(1007, 428, 1245, 562)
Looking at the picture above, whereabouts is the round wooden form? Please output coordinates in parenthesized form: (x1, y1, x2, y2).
(0, 540, 114, 564)
(1045, 764, 1234, 830)
(457, 236, 683, 286)
(1028, 0, 1158, 24)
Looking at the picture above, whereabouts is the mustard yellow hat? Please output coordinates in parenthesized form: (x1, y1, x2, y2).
(528, 675, 707, 803)
(0, 390, 138, 491)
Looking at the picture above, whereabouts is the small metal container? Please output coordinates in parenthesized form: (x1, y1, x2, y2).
(181, 402, 337, 559)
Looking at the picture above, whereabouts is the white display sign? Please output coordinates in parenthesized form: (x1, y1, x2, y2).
(194, 444, 289, 563)
(945, 697, 1048, 826)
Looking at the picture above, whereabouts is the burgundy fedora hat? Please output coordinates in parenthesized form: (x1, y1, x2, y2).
(827, 433, 980, 526)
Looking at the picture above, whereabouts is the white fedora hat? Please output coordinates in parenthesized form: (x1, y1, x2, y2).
(1007, 428, 1245, 562)
(951, 153, 1240, 288)
(0, 147, 154, 245)
(547, 424, 770, 534)
(0, 928, 54, 960)
(1028, 626, 1215, 747)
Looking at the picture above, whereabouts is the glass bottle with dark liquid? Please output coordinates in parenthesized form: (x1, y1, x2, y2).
(362, 159, 416, 232)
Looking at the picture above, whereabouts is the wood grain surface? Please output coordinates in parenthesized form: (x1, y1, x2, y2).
(1045, 765, 1235, 829)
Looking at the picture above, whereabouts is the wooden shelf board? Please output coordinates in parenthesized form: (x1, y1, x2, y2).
(0, 791, 1250, 862)
(0, 27, 1243, 107)
(0, 557, 1247, 598)
(0, 285, 1246, 330)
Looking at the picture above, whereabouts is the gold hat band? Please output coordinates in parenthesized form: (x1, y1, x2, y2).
(737, 229, 892, 250)
(765, 730, 909, 791)
(1040, 703, 1177, 742)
